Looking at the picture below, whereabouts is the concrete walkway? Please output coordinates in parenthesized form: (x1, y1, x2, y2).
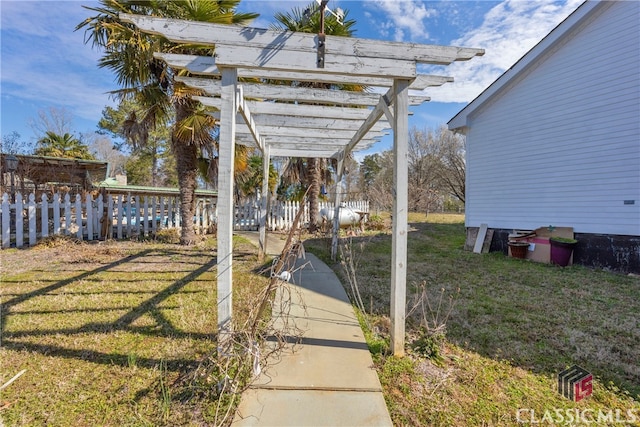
(232, 232, 393, 427)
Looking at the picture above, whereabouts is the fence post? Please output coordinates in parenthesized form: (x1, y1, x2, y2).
(15, 193, 23, 248)
(28, 193, 36, 246)
(106, 195, 114, 240)
(167, 197, 174, 228)
(86, 193, 93, 241)
(41, 193, 49, 239)
(2, 194, 10, 248)
(53, 193, 61, 235)
(75, 194, 83, 240)
(143, 196, 149, 236)
(116, 195, 123, 239)
(64, 194, 71, 236)
(96, 194, 104, 240)
(159, 196, 165, 230)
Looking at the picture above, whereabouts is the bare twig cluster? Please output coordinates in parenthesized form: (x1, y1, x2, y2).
(407, 281, 460, 336)
(174, 190, 311, 426)
(338, 235, 371, 329)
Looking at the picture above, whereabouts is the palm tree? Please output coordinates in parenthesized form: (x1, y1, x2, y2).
(34, 131, 95, 160)
(271, 3, 361, 232)
(77, 0, 257, 244)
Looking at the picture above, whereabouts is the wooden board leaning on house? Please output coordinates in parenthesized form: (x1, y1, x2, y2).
(465, 226, 494, 253)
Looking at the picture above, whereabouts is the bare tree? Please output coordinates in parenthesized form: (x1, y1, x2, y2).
(366, 151, 394, 214)
(2, 131, 34, 155)
(85, 133, 127, 177)
(436, 126, 466, 204)
(28, 107, 75, 139)
(408, 127, 443, 215)
(360, 126, 466, 215)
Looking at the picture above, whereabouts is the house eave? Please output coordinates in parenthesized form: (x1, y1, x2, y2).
(447, 0, 605, 132)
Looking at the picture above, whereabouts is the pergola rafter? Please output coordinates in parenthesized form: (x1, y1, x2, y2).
(156, 53, 454, 90)
(121, 12, 484, 356)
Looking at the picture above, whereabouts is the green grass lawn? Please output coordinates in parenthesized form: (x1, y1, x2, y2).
(2, 219, 638, 426)
(305, 213, 640, 426)
(0, 237, 269, 426)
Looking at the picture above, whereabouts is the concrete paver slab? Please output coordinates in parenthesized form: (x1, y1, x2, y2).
(233, 389, 391, 427)
(231, 233, 392, 426)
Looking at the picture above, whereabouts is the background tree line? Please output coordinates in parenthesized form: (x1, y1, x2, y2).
(359, 125, 466, 215)
(2, 1, 466, 241)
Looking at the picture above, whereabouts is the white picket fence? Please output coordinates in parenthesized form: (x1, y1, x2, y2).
(234, 199, 370, 232)
(0, 192, 369, 249)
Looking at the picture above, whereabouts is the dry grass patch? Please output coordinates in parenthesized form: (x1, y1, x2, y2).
(305, 213, 640, 426)
(1, 237, 269, 426)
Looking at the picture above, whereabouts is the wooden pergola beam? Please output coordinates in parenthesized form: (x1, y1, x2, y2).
(156, 53, 454, 90)
(210, 111, 391, 132)
(122, 14, 484, 64)
(177, 76, 429, 106)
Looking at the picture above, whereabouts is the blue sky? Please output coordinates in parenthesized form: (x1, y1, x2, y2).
(1, 0, 584, 158)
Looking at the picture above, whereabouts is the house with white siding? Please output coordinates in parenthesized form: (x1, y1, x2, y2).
(449, 0, 639, 273)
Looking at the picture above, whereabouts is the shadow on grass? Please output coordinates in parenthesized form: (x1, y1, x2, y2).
(2, 248, 219, 373)
(304, 223, 640, 397)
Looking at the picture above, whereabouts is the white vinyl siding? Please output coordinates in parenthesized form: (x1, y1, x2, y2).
(465, 1, 640, 236)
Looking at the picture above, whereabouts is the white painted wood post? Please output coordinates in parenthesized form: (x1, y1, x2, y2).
(86, 193, 93, 241)
(159, 196, 166, 230)
(53, 193, 61, 235)
(151, 196, 157, 234)
(96, 194, 104, 239)
(64, 194, 71, 236)
(195, 200, 202, 234)
(15, 193, 23, 248)
(125, 195, 132, 237)
(143, 196, 149, 236)
(41, 193, 49, 239)
(391, 79, 410, 357)
(2, 194, 10, 248)
(258, 144, 270, 260)
(217, 67, 238, 348)
(116, 195, 123, 239)
(107, 195, 114, 240)
(28, 193, 36, 246)
(134, 197, 141, 236)
(75, 194, 83, 240)
(331, 155, 345, 260)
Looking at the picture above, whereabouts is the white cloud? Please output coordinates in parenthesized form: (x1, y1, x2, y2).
(366, 0, 437, 41)
(1, 1, 116, 125)
(424, 0, 584, 103)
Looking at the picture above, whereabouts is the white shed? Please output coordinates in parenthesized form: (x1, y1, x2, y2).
(449, 0, 640, 273)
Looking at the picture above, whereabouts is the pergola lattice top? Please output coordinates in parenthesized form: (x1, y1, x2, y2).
(121, 14, 483, 159)
(122, 12, 484, 356)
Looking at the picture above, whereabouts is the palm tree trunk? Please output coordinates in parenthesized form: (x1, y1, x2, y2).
(308, 157, 320, 233)
(173, 104, 198, 245)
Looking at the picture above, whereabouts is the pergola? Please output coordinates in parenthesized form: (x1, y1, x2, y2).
(121, 13, 483, 356)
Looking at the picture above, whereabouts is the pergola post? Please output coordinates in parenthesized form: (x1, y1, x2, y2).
(258, 144, 270, 261)
(331, 154, 345, 260)
(390, 79, 410, 357)
(217, 67, 238, 350)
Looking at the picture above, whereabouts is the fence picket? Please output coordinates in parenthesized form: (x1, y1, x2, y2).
(28, 194, 36, 246)
(41, 193, 49, 238)
(74, 194, 82, 240)
(15, 194, 23, 247)
(116, 195, 123, 239)
(53, 193, 61, 235)
(2, 194, 9, 248)
(0, 191, 367, 248)
(86, 193, 93, 241)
